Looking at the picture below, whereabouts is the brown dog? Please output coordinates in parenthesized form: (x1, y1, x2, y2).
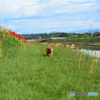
(46, 46, 53, 57)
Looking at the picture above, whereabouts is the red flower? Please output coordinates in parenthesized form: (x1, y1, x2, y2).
(75, 50, 77, 52)
(5, 32, 8, 34)
(24, 41, 27, 43)
(80, 52, 82, 54)
(0, 38, 3, 41)
(74, 46, 77, 49)
(22, 38, 26, 40)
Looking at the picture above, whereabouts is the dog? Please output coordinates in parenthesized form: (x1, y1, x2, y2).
(46, 46, 53, 57)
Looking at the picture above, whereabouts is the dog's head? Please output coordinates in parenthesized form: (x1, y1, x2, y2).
(46, 46, 53, 56)
(47, 48, 51, 54)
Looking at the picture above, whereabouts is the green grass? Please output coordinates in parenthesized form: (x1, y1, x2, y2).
(0, 42, 100, 100)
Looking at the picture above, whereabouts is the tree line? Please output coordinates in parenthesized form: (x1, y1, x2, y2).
(21, 32, 100, 39)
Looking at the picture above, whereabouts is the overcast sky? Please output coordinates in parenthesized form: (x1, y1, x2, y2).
(0, 0, 100, 34)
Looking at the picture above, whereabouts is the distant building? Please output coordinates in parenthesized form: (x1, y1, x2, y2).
(39, 37, 41, 39)
(50, 37, 66, 39)
(73, 35, 77, 37)
(80, 33, 84, 34)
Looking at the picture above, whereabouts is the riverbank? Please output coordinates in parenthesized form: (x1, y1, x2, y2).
(46, 36, 100, 50)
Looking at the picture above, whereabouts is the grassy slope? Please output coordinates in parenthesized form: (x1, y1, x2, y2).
(0, 42, 100, 100)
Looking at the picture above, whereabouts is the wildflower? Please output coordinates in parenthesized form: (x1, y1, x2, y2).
(81, 49, 84, 51)
(98, 55, 100, 59)
(66, 45, 69, 47)
(93, 52, 97, 55)
(0, 38, 3, 41)
(95, 52, 97, 54)
(80, 52, 82, 54)
(24, 41, 27, 43)
(5, 32, 8, 34)
(94, 57, 97, 59)
(71, 44, 75, 47)
(74, 46, 77, 49)
(70, 44, 75, 48)
(42, 42, 44, 44)
(75, 50, 77, 52)
(70, 46, 74, 49)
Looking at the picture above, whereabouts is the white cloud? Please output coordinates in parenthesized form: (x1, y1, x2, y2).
(0, 0, 40, 18)
(0, 0, 100, 33)
(85, 3, 96, 6)
(54, 2, 98, 14)
(55, 9, 68, 13)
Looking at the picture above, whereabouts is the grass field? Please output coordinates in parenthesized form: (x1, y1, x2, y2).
(0, 41, 100, 100)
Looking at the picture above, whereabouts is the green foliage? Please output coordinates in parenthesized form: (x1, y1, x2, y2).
(0, 43, 100, 100)
(0, 32, 21, 57)
(21, 32, 100, 39)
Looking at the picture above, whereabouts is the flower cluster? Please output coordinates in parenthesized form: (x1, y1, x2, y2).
(0, 26, 26, 43)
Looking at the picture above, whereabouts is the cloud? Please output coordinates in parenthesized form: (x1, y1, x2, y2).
(0, 0, 40, 18)
(54, 2, 98, 14)
(0, 0, 100, 33)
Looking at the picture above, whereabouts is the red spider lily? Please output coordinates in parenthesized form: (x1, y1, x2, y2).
(12, 32, 16, 35)
(18, 36, 22, 40)
(94, 57, 97, 59)
(1, 26, 26, 44)
(31, 41, 34, 43)
(0, 38, 3, 41)
(74, 46, 77, 49)
(75, 50, 77, 52)
(22, 38, 26, 41)
(80, 52, 82, 54)
(24, 41, 27, 43)
(5, 32, 8, 34)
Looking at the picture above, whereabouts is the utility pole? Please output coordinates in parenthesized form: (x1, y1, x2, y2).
(91, 24, 93, 37)
(51, 28, 53, 37)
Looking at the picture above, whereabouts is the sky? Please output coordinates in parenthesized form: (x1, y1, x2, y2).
(0, 0, 100, 34)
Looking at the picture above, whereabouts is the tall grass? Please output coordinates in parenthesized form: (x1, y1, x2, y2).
(0, 27, 100, 100)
